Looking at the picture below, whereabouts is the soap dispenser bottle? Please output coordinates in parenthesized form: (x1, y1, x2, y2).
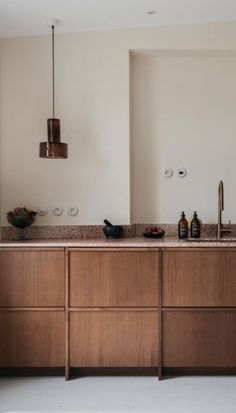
(178, 211, 188, 239)
(190, 211, 201, 238)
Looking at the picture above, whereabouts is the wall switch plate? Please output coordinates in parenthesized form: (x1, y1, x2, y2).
(178, 168, 187, 178)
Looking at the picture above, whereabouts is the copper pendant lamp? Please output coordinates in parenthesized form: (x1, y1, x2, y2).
(39, 19, 68, 159)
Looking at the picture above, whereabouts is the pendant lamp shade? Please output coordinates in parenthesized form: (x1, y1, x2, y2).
(39, 20, 68, 159)
(40, 119, 68, 159)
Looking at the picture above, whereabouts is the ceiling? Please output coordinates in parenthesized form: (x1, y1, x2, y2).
(0, 0, 236, 38)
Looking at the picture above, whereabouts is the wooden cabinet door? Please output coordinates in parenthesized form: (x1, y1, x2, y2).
(163, 249, 236, 307)
(0, 250, 65, 307)
(70, 310, 158, 367)
(69, 250, 159, 307)
(163, 311, 236, 367)
(0, 311, 65, 367)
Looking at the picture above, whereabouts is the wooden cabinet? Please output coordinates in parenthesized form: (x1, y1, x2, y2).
(0, 248, 65, 370)
(69, 250, 159, 307)
(163, 310, 236, 367)
(162, 249, 236, 307)
(0, 247, 159, 376)
(0, 310, 65, 367)
(68, 248, 159, 374)
(162, 248, 236, 374)
(1, 245, 236, 378)
(70, 310, 158, 367)
(0, 249, 65, 307)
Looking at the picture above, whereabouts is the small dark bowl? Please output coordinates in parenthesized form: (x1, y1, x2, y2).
(143, 230, 165, 239)
(103, 225, 124, 239)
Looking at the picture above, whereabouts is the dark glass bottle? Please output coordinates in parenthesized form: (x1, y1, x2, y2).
(190, 211, 201, 238)
(178, 211, 188, 239)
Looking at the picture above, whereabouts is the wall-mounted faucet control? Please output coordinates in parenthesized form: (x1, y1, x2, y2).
(178, 168, 187, 178)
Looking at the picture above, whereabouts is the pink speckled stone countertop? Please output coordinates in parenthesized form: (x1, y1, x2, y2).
(1, 236, 236, 248)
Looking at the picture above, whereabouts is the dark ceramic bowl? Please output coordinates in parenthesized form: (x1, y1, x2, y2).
(143, 230, 165, 239)
(103, 225, 124, 239)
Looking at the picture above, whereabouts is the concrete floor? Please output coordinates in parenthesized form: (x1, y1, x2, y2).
(0, 376, 236, 413)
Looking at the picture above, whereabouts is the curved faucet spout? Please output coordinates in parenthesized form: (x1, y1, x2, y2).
(218, 180, 224, 212)
(218, 180, 231, 238)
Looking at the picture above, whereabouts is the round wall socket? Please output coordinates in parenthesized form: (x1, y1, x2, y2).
(37, 207, 48, 216)
(52, 206, 63, 216)
(67, 206, 79, 217)
(164, 168, 173, 178)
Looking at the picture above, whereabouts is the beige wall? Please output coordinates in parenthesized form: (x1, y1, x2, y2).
(1, 22, 236, 225)
(0, 33, 130, 225)
(0, 39, 1, 228)
(132, 52, 236, 224)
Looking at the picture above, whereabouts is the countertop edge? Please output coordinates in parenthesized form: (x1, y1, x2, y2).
(1, 237, 236, 248)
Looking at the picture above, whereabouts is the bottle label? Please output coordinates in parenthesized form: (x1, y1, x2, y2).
(179, 223, 188, 238)
(191, 222, 200, 238)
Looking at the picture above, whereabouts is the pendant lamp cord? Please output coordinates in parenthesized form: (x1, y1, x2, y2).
(52, 25, 55, 118)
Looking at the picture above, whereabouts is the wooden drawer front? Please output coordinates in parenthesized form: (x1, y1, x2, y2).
(0, 311, 65, 367)
(163, 311, 236, 367)
(163, 250, 236, 307)
(70, 310, 158, 367)
(0, 250, 65, 307)
(69, 250, 159, 307)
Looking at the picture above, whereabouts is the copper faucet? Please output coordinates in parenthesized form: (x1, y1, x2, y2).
(218, 180, 231, 238)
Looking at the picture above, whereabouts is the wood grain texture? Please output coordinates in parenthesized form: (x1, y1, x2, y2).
(163, 249, 236, 307)
(69, 250, 159, 307)
(0, 311, 65, 367)
(158, 249, 162, 380)
(0, 250, 65, 307)
(163, 311, 236, 367)
(65, 248, 70, 380)
(69, 307, 158, 312)
(70, 310, 158, 367)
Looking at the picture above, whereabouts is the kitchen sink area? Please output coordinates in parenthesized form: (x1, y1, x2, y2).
(187, 237, 236, 242)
